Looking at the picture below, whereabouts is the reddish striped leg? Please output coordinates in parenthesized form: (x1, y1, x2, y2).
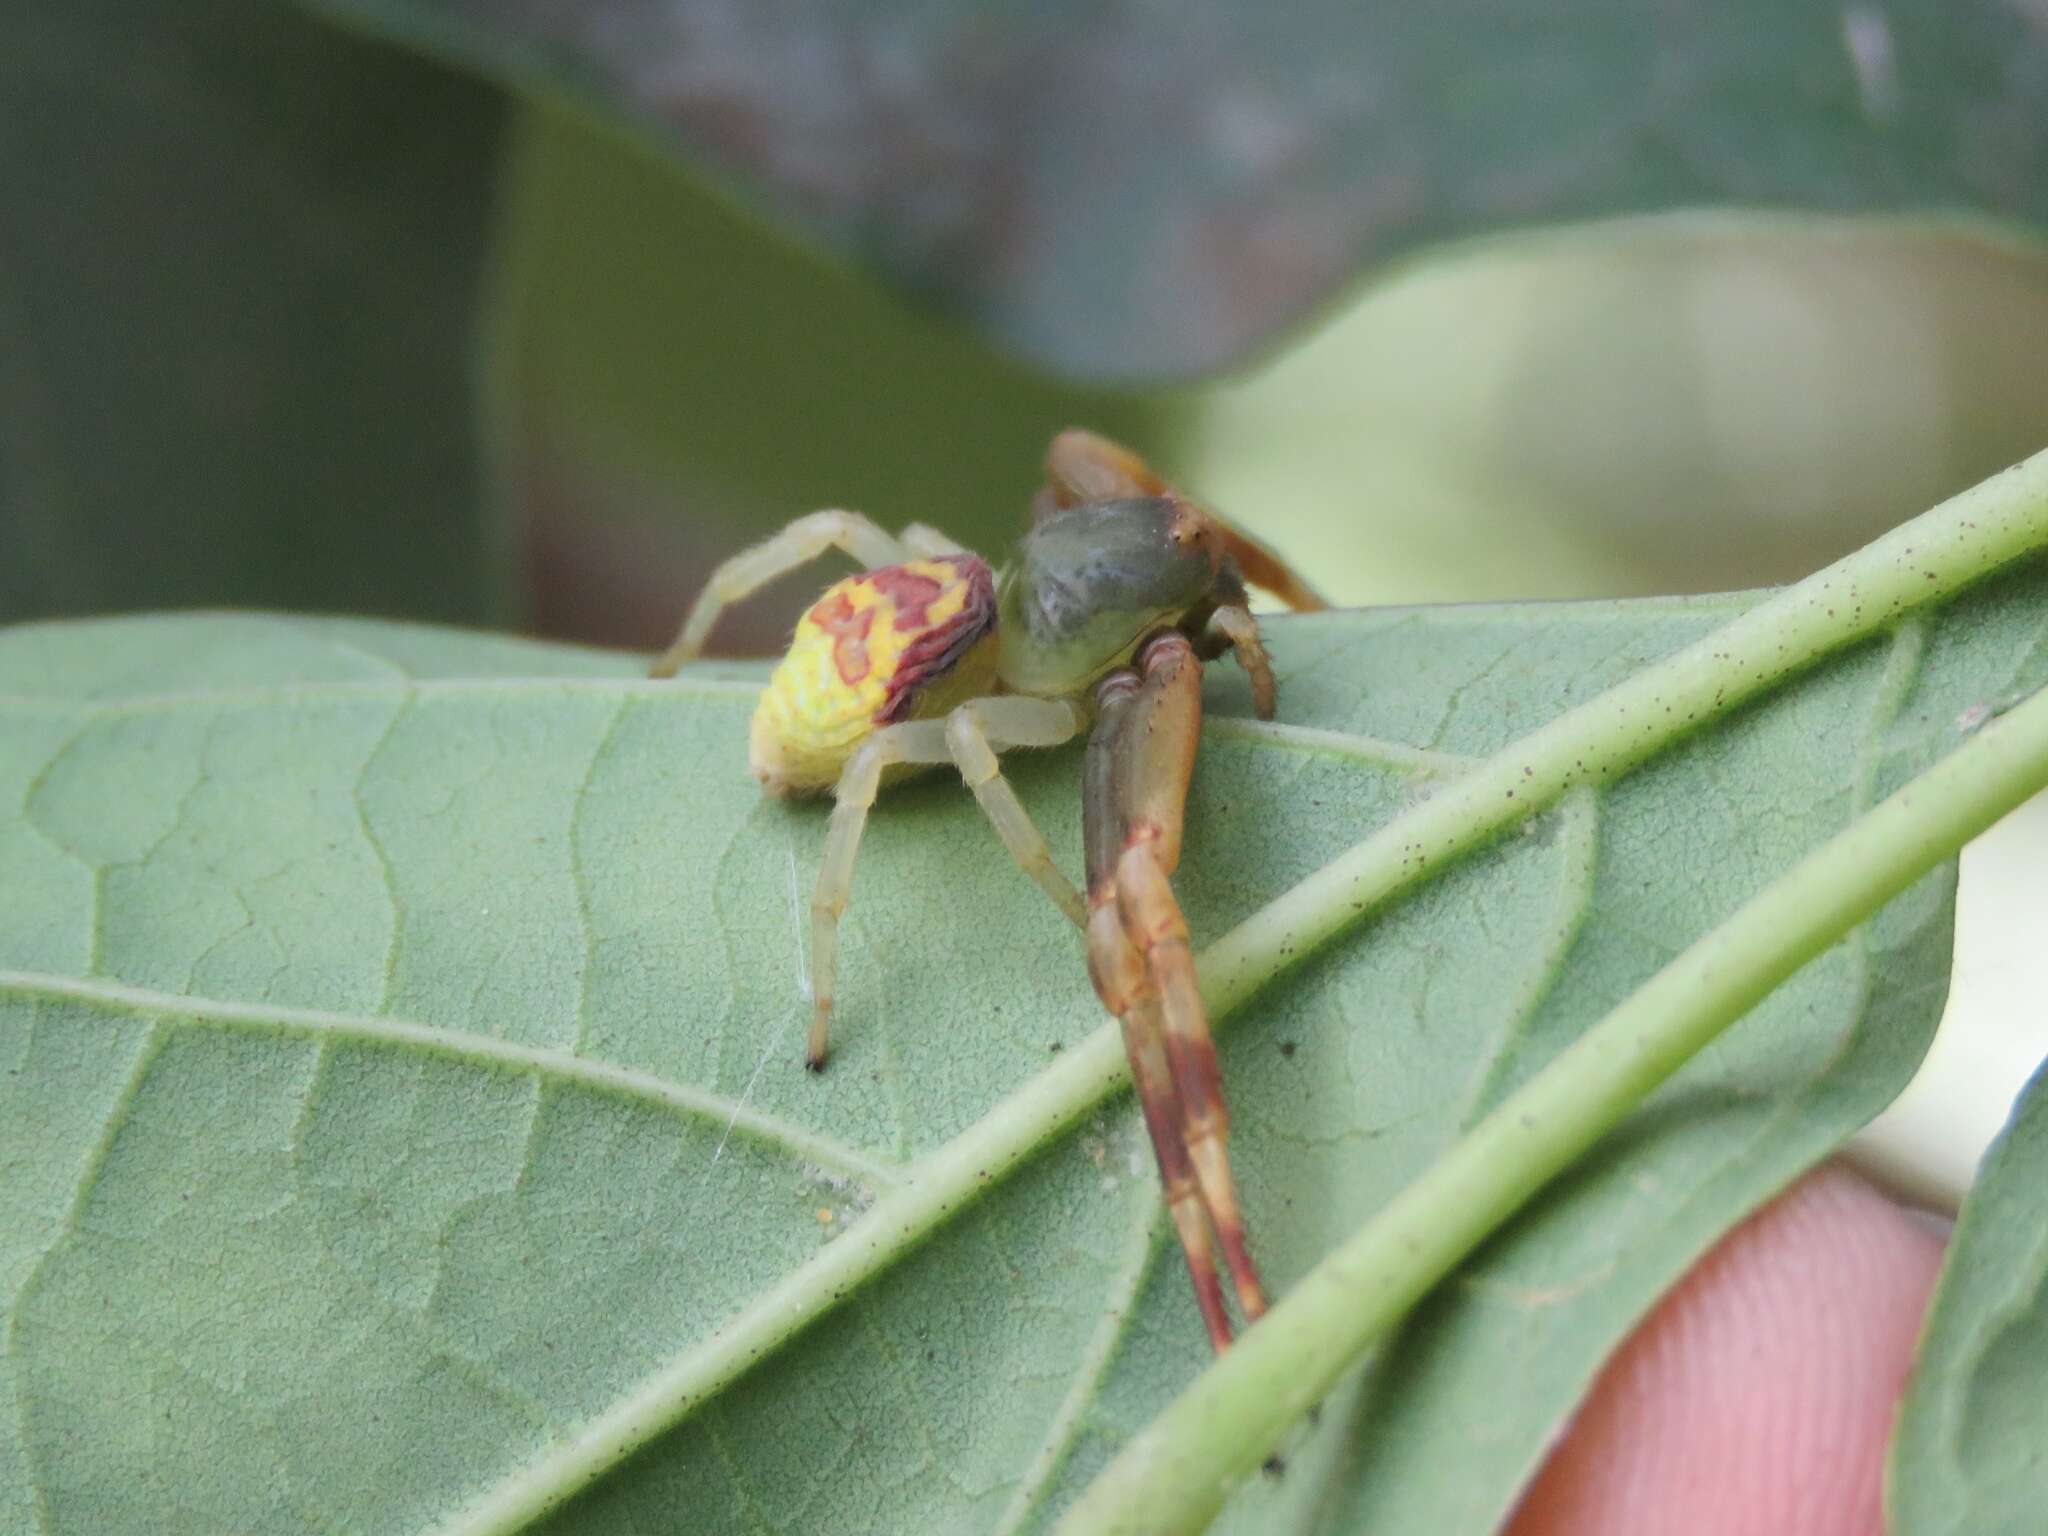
(1083, 631, 1267, 1349)
(1034, 428, 1331, 615)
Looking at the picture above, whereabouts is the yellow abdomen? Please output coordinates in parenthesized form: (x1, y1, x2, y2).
(749, 556, 999, 796)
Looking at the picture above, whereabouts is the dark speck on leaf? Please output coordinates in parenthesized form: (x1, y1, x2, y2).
(1280, 1041, 1297, 1057)
(1262, 1454, 1288, 1477)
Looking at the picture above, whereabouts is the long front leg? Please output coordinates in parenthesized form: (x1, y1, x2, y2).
(1084, 670, 1235, 1350)
(1037, 429, 1327, 613)
(650, 509, 910, 677)
(1111, 633, 1267, 1329)
(1117, 851, 1266, 1326)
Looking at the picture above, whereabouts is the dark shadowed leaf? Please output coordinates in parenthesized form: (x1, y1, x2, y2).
(1, 0, 506, 626)
(300, 0, 2048, 377)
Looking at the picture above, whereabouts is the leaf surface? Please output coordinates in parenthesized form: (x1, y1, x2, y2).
(1889, 1060, 2048, 1536)
(3, 564, 2045, 1532)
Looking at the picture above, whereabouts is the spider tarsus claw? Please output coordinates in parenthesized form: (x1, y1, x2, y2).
(1211, 1213, 1268, 1319)
(1236, 1276, 1268, 1321)
(1222, 1235, 1267, 1320)
(806, 999, 833, 1071)
(1165, 1196, 1235, 1352)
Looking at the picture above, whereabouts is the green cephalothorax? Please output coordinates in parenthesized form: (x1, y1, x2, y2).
(994, 497, 1223, 696)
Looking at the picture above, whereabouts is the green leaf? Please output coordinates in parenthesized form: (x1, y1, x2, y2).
(299, 0, 2048, 378)
(2, 453, 2046, 1532)
(1889, 1059, 2048, 1536)
(1, 0, 507, 627)
(1065, 643, 2048, 1534)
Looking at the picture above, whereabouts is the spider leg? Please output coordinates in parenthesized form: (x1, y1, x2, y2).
(1084, 635, 1268, 1344)
(650, 510, 912, 677)
(811, 719, 949, 1066)
(1111, 632, 1267, 1327)
(1204, 520, 1329, 614)
(1117, 838, 1267, 1326)
(898, 522, 969, 557)
(809, 696, 1086, 1069)
(1125, 991, 1235, 1351)
(942, 698, 1089, 928)
(1038, 430, 1327, 613)
(1084, 671, 1235, 1350)
(1043, 428, 1170, 508)
(1203, 602, 1278, 720)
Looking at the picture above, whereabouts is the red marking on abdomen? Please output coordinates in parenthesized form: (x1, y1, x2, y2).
(809, 589, 875, 685)
(878, 557, 997, 723)
(867, 564, 945, 625)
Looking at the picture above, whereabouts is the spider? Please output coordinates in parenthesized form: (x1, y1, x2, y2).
(651, 430, 1326, 1351)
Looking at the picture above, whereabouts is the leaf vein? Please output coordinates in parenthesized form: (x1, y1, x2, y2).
(0, 970, 901, 1188)
(4, 1010, 166, 1530)
(350, 693, 415, 1015)
(990, 1183, 1164, 1536)
(566, 696, 630, 1057)
(0, 675, 763, 716)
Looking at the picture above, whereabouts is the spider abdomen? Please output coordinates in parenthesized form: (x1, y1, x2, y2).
(749, 555, 999, 795)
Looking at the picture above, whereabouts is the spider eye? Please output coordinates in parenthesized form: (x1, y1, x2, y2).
(1164, 502, 1215, 553)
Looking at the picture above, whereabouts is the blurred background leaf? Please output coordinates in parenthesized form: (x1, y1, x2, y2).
(494, 111, 2048, 653)
(304, 0, 2048, 380)
(0, 0, 508, 626)
(490, 108, 1162, 653)
(6, 0, 2047, 644)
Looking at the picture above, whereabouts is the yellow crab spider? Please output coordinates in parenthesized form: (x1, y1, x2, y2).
(653, 430, 1326, 1351)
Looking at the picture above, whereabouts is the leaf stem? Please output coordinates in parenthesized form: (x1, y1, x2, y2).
(1056, 679, 2048, 1535)
(1203, 450, 2048, 1017)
